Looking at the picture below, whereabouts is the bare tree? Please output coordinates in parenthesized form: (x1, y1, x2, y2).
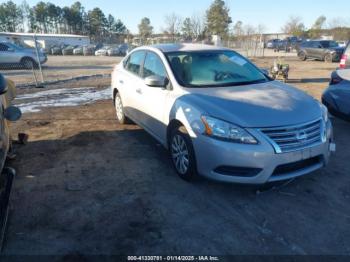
(164, 13, 182, 41)
(282, 16, 305, 36)
(233, 21, 243, 36)
(191, 13, 205, 40)
(328, 17, 349, 29)
(244, 24, 256, 36)
(257, 24, 266, 34)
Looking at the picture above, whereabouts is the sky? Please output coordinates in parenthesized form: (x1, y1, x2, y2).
(3, 0, 350, 34)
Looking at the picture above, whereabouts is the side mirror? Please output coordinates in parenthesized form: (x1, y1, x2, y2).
(4, 106, 22, 122)
(145, 75, 169, 88)
(0, 74, 8, 95)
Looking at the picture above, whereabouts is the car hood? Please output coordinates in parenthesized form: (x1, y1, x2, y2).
(183, 81, 322, 128)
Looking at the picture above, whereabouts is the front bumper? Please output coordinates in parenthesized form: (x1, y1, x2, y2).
(192, 122, 333, 184)
(40, 56, 48, 64)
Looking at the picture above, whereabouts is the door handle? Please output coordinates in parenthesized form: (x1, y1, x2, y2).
(136, 88, 142, 94)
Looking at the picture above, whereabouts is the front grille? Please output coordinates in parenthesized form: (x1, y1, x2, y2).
(260, 119, 323, 153)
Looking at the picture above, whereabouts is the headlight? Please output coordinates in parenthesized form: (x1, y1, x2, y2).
(201, 115, 258, 144)
(321, 104, 329, 123)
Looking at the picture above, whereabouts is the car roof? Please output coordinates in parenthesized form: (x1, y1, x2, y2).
(143, 43, 231, 53)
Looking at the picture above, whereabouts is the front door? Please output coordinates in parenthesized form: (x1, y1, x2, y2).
(0, 43, 17, 64)
(137, 51, 170, 144)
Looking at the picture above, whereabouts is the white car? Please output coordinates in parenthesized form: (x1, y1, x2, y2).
(95, 47, 111, 56)
(337, 41, 348, 48)
(111, 44, 334, 184)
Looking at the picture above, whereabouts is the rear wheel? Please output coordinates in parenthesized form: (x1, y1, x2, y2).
(114, 92, 131, 124)
(298, 51, 307, 61)
(169, 126, 197, 181)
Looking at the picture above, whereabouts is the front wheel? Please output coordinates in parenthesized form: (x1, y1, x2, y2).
(298, 51, 307, 61)
(324, 53, 333, 63)
(170, 126, 197, 181)
(21, 58, 37, 69)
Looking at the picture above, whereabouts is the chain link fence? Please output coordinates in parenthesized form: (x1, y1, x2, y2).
(0, 35, 127, 89)
(0, 36, 46, 88)
(1, 34, 299, 90)
(222, 36, 297, 58)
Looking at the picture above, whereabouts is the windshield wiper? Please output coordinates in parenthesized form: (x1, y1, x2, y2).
(186, 78, 270, 88)
(219, 78, 269, 87)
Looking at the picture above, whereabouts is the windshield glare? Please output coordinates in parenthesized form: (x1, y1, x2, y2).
(166, 51, 269, 87)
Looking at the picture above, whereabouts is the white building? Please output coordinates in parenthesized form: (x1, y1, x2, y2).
(0, 32, 90, 48)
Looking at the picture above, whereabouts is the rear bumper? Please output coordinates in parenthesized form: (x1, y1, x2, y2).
(322, 90, 350, 120)
(192, 122, 333, 184)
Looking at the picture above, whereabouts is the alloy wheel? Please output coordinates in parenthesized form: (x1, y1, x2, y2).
(171, 134, 189, 175)
(115, 95, 124, 121)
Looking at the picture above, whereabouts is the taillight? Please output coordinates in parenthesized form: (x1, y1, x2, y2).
(340, 54, 347, 69)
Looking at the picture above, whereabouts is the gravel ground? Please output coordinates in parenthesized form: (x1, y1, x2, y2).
(1, 56, 350, 257)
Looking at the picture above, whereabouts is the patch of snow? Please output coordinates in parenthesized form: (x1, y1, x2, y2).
(16, 87, 111, 113)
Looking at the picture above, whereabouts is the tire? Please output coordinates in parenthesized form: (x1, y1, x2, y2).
(114, 92, 131, 124)
(324, 53, 333, 63)
(21, 58, 37, 69)
(298, 51, 307, 61)
(169, 125, 197, 181)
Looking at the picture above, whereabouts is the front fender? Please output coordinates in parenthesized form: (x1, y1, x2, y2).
(169, 95, 206, 139)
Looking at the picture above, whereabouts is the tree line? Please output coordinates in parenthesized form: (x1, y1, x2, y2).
(0, 0, 349, 44)
(281, 15, 350, 40)
(0, 1, 128, 42)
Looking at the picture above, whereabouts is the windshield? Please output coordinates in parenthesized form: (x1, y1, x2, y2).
(166, 50, 269, 87)
(320, 41, 339, 48)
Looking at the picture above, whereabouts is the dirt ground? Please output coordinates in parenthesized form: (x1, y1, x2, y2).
(1, 56, 122, 86)
(2, 55, 350, 256)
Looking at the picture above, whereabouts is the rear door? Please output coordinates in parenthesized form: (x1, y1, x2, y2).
(308, 41, 321, 59)
(318, 41, 328, 60)
(301, 42, 312, 57)
(118, 50, 146, 122)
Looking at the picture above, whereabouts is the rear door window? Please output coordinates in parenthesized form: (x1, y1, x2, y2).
(310, 42, 320, 48)
(125, 50, 145, 76)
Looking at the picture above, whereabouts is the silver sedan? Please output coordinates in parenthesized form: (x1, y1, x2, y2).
(111, 44, 335, 184)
